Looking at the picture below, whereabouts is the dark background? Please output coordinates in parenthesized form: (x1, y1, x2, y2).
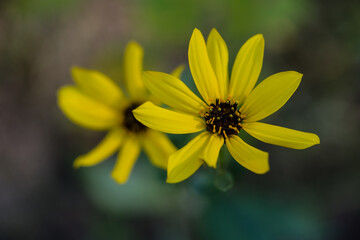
(1, 0, 359, 239)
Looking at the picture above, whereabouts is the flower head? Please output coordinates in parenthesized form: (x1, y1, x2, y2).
(58, 41, 181, 184)
(133, 28, 320, 183)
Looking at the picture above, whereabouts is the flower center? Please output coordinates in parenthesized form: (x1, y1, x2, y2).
(202, 99, 244, 139)
(123, 102, 147, 133)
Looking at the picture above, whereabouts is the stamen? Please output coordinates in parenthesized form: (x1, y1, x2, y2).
(229, 125, 240, 133)
(223, 130, 228, 139)
(202, 99, 243, 138)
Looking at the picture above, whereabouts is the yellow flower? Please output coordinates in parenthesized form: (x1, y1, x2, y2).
(133, 28, 320, 183)
(57, 41, 181, 184)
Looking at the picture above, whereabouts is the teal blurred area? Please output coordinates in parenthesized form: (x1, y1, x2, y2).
(1, 0, 359, 239)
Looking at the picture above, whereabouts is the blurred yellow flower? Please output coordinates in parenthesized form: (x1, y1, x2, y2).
(57, 41, 181, 184)
(134, 28, 320, 183)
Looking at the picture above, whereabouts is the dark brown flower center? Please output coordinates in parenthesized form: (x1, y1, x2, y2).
(123, 102, 147, 133)
(203, 99, 243, 139)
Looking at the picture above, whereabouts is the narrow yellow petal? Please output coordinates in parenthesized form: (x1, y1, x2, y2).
(189, 28, 220, 103)
(133, 101, 205, 134)
(228, 34, 264, 104)
(71, 67, 124, 109)
(201, 133, 224, 168)
(73, 128, 123, 168)
(170, 64, 185, 79)
(243, 122, 320, 149)
(111, 136, 140, 184)
(57, 86, 119, 130)
(142, 130, 177, 169)
(226, 135, 269, 174)
(143, 71, 206, 115)
(167, 132, 209, 183)
(206, 28, 228, 101)
(124, 41, 146, 99)
(241, 71, 303, 123)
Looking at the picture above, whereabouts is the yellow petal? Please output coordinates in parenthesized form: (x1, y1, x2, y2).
(124, 41, 146, 100)
(206, 28, 228, 101)
(170, 64, 185, 79)
(241, 71, 303, 123)
(142, 130, 177, 169)
(111, 136, 140, 184)
(71, 67, 124, 109)
(167, 132, 209, 183)
(243, 122, 320, 149)
(188, 28, 220, 104)
(73, 128, 123, 168)
(133, 101, 205, 134)
(143, 71, 206, 115)
(228, 34, 264, 104)
(57, 86, 120, 130)
(226, 135, 269, 174)
(201, 133, 224, 168)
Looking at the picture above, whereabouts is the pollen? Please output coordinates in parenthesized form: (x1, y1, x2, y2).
(123, 102, 147, 133)
(203, 99, 244, 138)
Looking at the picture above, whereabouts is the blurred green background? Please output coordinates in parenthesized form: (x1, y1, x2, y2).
(1, 0, 359, 239)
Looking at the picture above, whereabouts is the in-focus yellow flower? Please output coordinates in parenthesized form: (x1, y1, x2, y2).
(58, 41, 181, 184)
(134, 28, 320, 183)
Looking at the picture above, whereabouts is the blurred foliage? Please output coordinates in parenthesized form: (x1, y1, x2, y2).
(6, 0, 78, 18)
(1, 0, 360, 239)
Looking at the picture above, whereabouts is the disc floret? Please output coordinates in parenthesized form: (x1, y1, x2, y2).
(123, 102, 147, 133)
(202, 99, 244, 138)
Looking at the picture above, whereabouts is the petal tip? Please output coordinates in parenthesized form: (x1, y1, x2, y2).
(71, 66, 81, 73)
(209, 163, 217, 169)
(257, 152, 270, 174)
(125, 41, 144, 58)
(251, 34, 264, 44)
(209, 28, 219, 35)
(166, 171, 182, 183)
(256, 167, 270, 175)
(165, 177, 177, 184)
(73, 160, 81, 169)
(192, 28, 203, 38)
(312, 134, 320, 145)
(71, 66, 89, 77)
(73, 156, 91, 169)
(127, 40, 142, 49)
(256, 33, 264, 39)
(57, 85, 74, 100)
(111, 172, 128, 184)
(288, 71, 303, 79)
